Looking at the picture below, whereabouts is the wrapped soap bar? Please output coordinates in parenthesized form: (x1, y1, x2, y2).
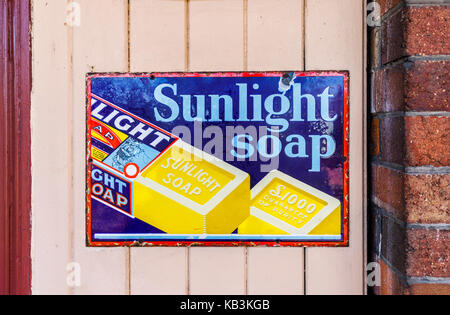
(134, 140, 250, 234)
(238, 170, 341, 236)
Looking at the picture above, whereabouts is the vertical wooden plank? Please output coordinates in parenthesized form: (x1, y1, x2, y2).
(305, 0, 365, 295)
(188, 0, 245, 295)
(189, 0, 244, 71)
(31, 0, 72, 294)
(247, 248, 304, 295)
(129, 0, 187, 295)
(130, 0, 185, 72)
(190, 248, 245, 295)
(71, 0, 129, 295)
(247, 0, 303, 71)
(130, 248, 187, 295)
(246, 0, 305, 295)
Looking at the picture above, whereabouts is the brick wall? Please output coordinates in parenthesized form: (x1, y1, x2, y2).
(368, 0, 449, 295)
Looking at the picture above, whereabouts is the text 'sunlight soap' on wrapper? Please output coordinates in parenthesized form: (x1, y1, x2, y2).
(238, 170, 341, 236)
(134, 140, 250, 234)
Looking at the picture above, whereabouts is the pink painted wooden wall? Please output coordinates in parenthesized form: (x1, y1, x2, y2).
(31, 0, 366, 295)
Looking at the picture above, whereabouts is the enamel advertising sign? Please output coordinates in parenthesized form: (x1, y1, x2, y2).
(86, 72, 349, 247)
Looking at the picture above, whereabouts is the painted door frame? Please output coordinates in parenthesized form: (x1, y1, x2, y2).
(0, 0, 32, 295)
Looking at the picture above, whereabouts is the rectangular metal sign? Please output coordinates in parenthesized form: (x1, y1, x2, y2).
(86, 71, 349, 247)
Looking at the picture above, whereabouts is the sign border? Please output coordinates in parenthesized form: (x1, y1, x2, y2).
(86, 71, 349, 247)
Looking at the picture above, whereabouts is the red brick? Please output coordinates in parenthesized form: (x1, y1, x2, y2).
(372, 64, 405, 113)
(368, 205, 381, 256)
(372, 60, 449, 113)
(406, 229, 450, 278)
(371, 71, 383, 113)
(406, 283, 450, 295)
(370, 117, 380, 156)
(380, 116, 405, 164)
(405, 116, 450, 167)
(405, 60, 450, 112)
(382, 9, 406, 65)
(381, 215, 407, 273)
(405, 6, 450, 56)
(381, 6, 450, 65)
(372, 61, 450, 113)
(378, 0, 403, 16)
(377, 0, 389, 16)
(372, 164, 405, 220)
(379, 259, 407, 295)
(405, 174, 450, 224)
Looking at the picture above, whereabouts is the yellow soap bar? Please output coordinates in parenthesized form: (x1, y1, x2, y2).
(91, 146, 108, 162)
(238, 170, 341, 236)
(134, 140, 250, 234)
